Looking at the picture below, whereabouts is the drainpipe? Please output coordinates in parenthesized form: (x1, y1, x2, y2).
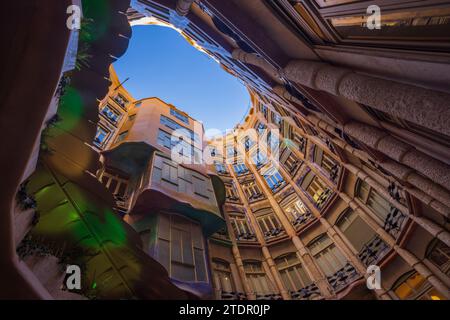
(176, 0, 195, 16)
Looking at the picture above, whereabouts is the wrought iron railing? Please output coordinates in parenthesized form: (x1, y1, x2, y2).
(290, 283, 321, 300)
(292, 211, 314, 227)
(358, 235, 390, 267)
(384, 206, 407, 238)
(326, 262, 360, 292)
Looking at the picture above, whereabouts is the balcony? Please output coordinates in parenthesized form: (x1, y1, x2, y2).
(358, 235, 390, 267)
(315, 188, 333, 209)
(292, 211, 314, 228)
(263, 228, 284, 239)
(113, 95, 127, 109)
(248, 192, 265, 202)
(383, 206, 407, 238)
(290, 283, 321, 300)
(329, 164, 340, 183)
(236, 232, 257, 241)
(326, 262, 359, 292)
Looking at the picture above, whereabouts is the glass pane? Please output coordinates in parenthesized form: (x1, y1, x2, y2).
(194, 248, 207, 282)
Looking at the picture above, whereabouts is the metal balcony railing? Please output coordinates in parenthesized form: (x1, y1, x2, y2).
(326, 262, 359, 292)
(358, 235, 390, 267)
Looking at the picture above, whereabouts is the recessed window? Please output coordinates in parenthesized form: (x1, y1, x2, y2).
(275, 253, 313, 293)
(101, 105, 121, 124)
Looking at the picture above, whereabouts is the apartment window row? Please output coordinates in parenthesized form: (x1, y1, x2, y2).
(255, 208, 284, 239)
(157, 129, 202, 162)
(156, 213, 207, 283)
(214, 161, 228, 175)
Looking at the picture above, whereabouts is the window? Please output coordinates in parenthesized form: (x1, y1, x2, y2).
(272, 112, 282, 127)
(300, 171, 332, 208)
(94, 126, 109, 147)
(275, 253, 312, 292)
(230, 216, 255, 240)
(262, 165, 285, 192)
(233, 163, 248, 175)
(308, 235, 347, 277)
(213, 260, 235, 293)
(252, 150, 268, 168)
(313, 146, 339, 181)
(128, 114, 136, 121)
(116, 131, 128, 143)
(256, 211, 283, 239)
(170, 108, 189, 124)
(101, 105, 121, 124)
(156, 213, 207, 282)
(336, 210, 376, 252)
(256, 122, 266, 136)
(393, 271, 445, 300)
(214, 161, 227, 174)
(242, 181, 263, 202)
(356, 179, 402, 222)
(160, 115, 199, 143)
(134, 102, 142, 108)
(283, 197, 311, 226)
(157, 129, 172, 149)
(426, 240, 450, 275)
(244, 261, 274, 295)
(114, 94, 128, 108)
(101, 171, 128, 196)
(280, 147, 300, 175)
(225, 183, 239, 202)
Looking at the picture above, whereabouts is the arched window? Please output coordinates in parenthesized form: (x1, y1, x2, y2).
(392, 271, 445, 300)
(212, 259, 235, 294)
(275, 253, 312, 292)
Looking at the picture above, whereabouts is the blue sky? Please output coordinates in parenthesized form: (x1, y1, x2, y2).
(113, 26, 251, 133)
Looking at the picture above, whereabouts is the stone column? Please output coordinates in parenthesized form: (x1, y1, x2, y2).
(226, 164, 290, 300)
